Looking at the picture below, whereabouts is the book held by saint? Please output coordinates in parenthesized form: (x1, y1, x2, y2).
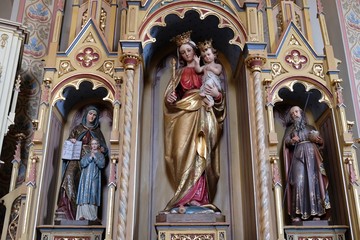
(62, 140, 82, 160)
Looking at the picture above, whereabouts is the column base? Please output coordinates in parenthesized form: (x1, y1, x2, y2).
(284, 224, 348, 240)
(155, 213, 229, 240)
(38, 225, 104, 240)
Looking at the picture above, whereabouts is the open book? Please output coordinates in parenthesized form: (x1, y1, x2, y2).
(62, 140, 82, 160)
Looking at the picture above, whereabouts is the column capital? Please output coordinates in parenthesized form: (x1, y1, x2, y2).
(120, 53, 142, 70)
(245, 55, 266, 72)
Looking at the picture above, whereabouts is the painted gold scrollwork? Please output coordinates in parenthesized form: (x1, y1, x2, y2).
(160, 232, 166, 240)
(1, 33, 9, 48)
(170, 233, 215, 240)
(97, 60, 114, 77)
(295, 13, 302, 31)
(289, 35, 300, 45)
(271, 62, 286, 78)
(100, 8, 107, 33)
(7, 197, 21, 240)
(58, 60, 76, 77)
(84, 32, 95, 43)
(276, 11, 283, 36)
(81, 9, 88, 29)
(219, 231, 225, 240)
(311, 63, 324, 78)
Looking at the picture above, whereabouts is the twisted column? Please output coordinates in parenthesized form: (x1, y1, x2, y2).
(246, 56, 270, 240)
(117, 53, 141, 240)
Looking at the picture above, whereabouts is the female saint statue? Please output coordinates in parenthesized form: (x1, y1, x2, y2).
(57, 106, 108, 220)
(163, 31, 226, 213)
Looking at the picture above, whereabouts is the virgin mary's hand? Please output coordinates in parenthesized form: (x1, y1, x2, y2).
(166, 91, 177, 103)
(204, 84, 220, 98)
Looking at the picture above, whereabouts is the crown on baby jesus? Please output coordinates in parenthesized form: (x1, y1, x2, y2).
(171, 31, 192, 47)
(197, 39, 213, 52)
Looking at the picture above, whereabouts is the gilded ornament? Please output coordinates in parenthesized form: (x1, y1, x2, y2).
(311, 63, 324, 78)
(58, 60, 76, 77)
(171, 30, 192, 47)
(8, 197, 21, 240)
(81, 9, 88, 28)
(285, 49, 308, 69)
(100, 8, 107, 33)
(1, 33, 9, 48)
(170, 233, 215, 240)
(276, 11, 283, 36)
(84, 32, 95, 43)
(198, 39, 213, 52)
(76, 47, 100, 68)
(295, 13, 302, 31)
(97, 60, 114, 77)
(160, 232, 166, 240)
(271, 62, 284, 78)
(289, 35, 300, 45)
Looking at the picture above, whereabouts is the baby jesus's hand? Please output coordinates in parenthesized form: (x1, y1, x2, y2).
(194, 55, 200, 64)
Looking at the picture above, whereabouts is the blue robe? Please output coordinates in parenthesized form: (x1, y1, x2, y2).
(76, 151, 105, 206)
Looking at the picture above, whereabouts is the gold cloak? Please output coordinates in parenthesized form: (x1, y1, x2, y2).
(163, 68, 226, 210)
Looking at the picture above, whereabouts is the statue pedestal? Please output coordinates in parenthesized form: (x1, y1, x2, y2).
(38, 225, 104, 240)
(155, 213, 229, 240)
(284, 225, 348, 240)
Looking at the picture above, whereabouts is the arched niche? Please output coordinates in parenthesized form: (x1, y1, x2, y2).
(38, 78, 114, 225)
(135, 6, 253, 240)
(272, 81, 350, 229)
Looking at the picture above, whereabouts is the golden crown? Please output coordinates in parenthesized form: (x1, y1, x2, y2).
(197, 39, 213, 52)
(171, 31, 192, 47)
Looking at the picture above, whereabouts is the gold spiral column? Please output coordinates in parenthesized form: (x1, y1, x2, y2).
(117, 49, 141, 240)
(246, 55, 271, 240)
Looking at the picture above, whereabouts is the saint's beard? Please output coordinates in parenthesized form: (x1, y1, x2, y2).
(293, 117, 305, 132)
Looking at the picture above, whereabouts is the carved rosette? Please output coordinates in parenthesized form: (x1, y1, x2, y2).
(76, 47, 100, 68)
(285, 49, 308, 70)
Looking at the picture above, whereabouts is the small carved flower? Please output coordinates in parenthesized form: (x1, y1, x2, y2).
(76, 47, 100, 68)
(285, 49, 308, 70)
